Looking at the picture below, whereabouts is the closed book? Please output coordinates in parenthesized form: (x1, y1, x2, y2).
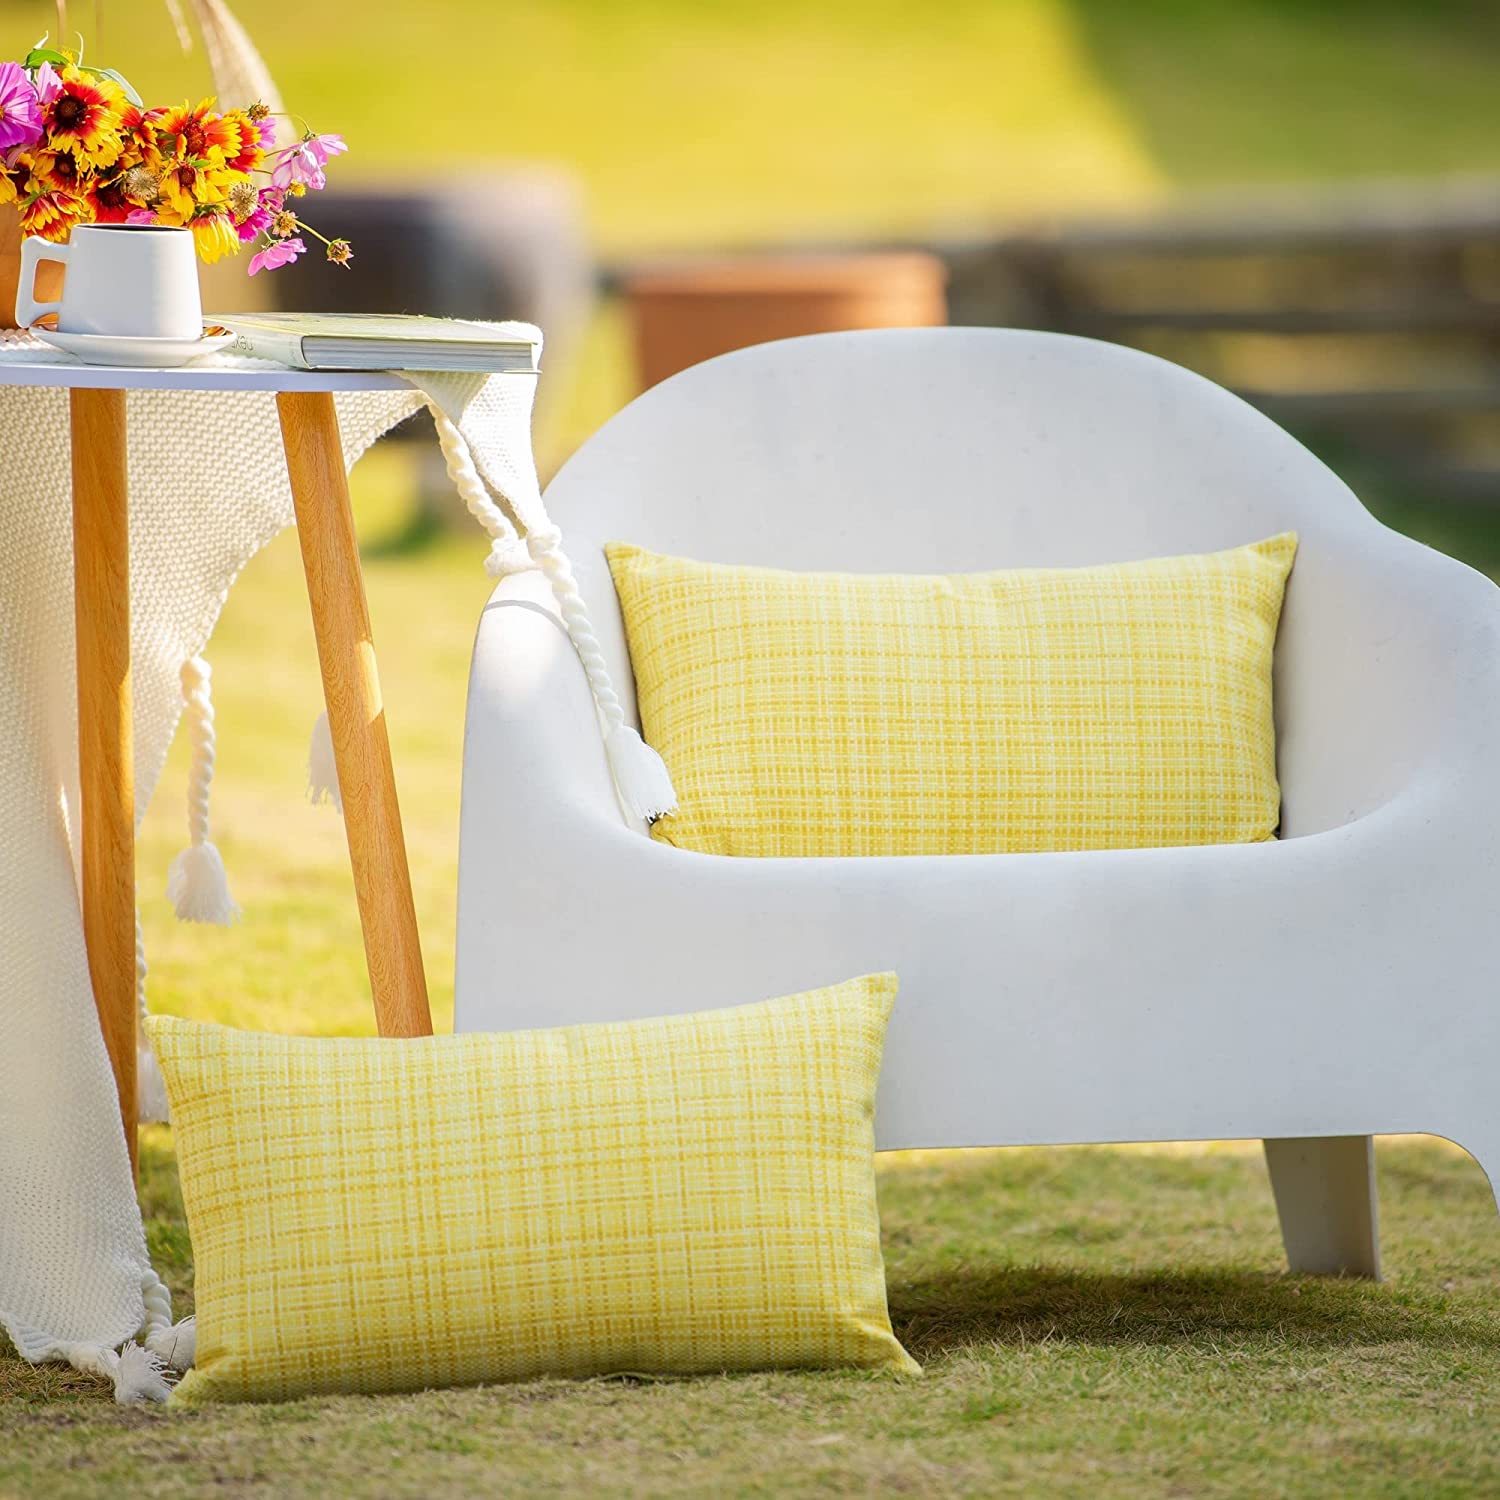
(212, 313, 540, 373)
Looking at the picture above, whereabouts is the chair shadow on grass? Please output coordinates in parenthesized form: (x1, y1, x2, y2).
(889, 1264, 1500, 1362)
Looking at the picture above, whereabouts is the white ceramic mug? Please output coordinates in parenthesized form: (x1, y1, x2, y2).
(16, 223, 202, 339)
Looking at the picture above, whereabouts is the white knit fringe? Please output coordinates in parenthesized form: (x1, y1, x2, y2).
(58, 1339, 172, 1405)
(306, 709, 342, 812)
(525, 527, 679, 821)
(30, 1269, 189, 1405)
(43, 1285, 193, 1402)
(167, 657, 240, 924)
(135, 912, 169, 1126)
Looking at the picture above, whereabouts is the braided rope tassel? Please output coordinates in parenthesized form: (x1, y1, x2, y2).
(525, 526, 679, 822)
(428, 403, 534, 579)
(417, 372, 676, 820)
(140, 1268, 196, 1373)
(134, 912, 170, 1125)
(166, 657, 240, 924)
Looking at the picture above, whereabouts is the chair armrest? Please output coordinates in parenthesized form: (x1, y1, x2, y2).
(461, 569, 634, 839)
(1277, 519, 1500, 835)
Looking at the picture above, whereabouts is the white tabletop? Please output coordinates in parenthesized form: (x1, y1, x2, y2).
(0, 350, 416, 393)
(0, 328, 546, 392)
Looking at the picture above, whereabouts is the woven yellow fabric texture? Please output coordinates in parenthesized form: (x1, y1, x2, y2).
(607, 534, 1297, 857)
(149, 975, 916, 1406)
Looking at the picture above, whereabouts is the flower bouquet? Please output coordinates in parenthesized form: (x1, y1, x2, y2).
(0, 37, 349, 283)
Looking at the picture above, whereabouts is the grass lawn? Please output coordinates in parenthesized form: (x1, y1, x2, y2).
(3, 1135, 1497, 1497)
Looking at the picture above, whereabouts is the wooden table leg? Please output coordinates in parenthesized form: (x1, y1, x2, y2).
(71, 388, 137, 1172)
(277, 391, 433, 1039)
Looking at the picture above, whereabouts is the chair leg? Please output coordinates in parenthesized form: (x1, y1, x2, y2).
(1263, 1135, 1381, 1279)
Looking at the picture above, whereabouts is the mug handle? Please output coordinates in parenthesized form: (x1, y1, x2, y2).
(15, 236, 69, 327)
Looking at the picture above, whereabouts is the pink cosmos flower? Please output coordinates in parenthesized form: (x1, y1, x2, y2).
(235, 200, 272, 242)
(271, 142, 323, 191)
(255, 116, 277, 149)
(0, 63, 43, 152)
(31, 61, 60, 105)
(247, 237, 306, 276)
(126, 208, 157, 226)
(305, 132, 346, 166)
(271, 133, 346, 191)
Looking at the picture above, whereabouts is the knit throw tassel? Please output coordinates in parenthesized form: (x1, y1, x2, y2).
(135, 912, 169, 1125)
(58, 1340, 172, 1405)
(417, 367, 677, 821)
(307, 709, 342, 812)
(428, 404, 534, 579)
(605, 724, 678, 823)
(167, 656, 240, 924)
(525, 527, 679, 822)
(49, 1270, 195, 1403)
(140, 1269, 196, 1373)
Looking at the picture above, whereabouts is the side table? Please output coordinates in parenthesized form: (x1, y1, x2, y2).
(2, 358, 440, 1170)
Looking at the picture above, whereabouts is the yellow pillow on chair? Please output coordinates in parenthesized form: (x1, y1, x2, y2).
(149, 974, 916, 1405)
(606, 534, 1297, 857)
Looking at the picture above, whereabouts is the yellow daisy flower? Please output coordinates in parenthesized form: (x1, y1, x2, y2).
(158, 156, 231, 222)
(190, 211, 240, 264)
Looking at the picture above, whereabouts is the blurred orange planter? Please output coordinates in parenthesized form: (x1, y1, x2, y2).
(624, 251, 947, 390)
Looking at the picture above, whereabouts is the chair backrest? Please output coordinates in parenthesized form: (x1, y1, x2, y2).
(544, 328, 1420, 836)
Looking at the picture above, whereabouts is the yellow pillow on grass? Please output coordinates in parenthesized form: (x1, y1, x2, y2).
(149, 975, 916, 1406)
(607, 534, 1297, 857)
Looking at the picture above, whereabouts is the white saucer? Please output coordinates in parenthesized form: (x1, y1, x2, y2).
(32, 326, 234, 368)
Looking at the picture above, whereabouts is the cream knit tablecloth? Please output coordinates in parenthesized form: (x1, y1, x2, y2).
(0, 328, 674, 1400)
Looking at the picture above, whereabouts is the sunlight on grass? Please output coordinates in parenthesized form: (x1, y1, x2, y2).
(53, 0, 1500, 256)
(104, 0, 1167, 250)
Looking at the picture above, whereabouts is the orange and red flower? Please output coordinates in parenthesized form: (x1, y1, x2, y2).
(42, 66, 125, 169)
(118, 103, 166, 174)
(20, 187, 89, 241)
(26, 146, 86, 197)
(157, 98, 242, 166)
(86, 174, 135, 224)
(219, 108, 264, 174)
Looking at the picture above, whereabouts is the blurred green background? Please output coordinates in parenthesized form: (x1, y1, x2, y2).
(21, 0, 1499, 251)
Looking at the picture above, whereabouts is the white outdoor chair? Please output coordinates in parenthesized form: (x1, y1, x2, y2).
(455, 327, 1500, 1279)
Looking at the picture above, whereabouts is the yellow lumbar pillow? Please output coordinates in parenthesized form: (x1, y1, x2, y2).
(149, 975, 916, 1406)
(606, 534, 1297, 857)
